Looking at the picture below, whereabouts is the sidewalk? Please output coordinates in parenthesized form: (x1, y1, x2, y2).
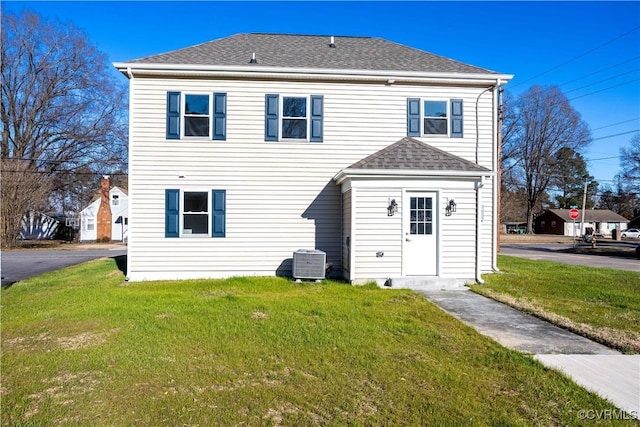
(419, 289, 640, 417)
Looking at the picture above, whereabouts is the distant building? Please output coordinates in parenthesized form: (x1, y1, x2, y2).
(534, 209, 628, 236)
(79, 176, 128, 241)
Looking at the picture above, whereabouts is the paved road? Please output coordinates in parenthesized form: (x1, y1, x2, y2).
(1, 247, 127, 287)
(500, 242, 640, 271)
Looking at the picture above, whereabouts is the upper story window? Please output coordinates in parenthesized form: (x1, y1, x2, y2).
(112, 194, 120, 206)
(407, 98, 463, 138)
(424, 101, 448, 135)
(166, 92, 226, 140)
(265, 94, 323, 142)
(184, 94, 210, 137)
(282, 97, 308, 139)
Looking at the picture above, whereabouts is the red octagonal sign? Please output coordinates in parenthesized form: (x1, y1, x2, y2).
(569, 208, 580, 220)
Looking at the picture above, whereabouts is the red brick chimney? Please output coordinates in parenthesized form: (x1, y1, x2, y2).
(96, 175, 112, 241)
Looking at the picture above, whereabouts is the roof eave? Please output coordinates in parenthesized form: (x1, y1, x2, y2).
(333, 168, 494, 185)
(113, 62, 513, 85)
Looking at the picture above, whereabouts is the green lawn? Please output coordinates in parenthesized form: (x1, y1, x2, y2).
(472, 255, 640, 354)
(1, 257, 632, 426)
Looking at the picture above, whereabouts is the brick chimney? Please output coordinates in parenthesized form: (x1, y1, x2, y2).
(96, 175, 112, 241)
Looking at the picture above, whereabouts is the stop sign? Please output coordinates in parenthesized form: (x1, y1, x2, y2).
(569, 208, 580, 220)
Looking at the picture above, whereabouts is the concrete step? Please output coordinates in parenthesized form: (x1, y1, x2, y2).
(381, 276, 467, 290)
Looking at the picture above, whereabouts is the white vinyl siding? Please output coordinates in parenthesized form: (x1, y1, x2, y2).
(126, 76, 496, 281)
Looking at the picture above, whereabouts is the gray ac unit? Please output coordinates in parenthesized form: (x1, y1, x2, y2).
(292, 249, 326, 281)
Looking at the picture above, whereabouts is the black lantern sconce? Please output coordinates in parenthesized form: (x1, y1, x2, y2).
(387, 199, 398, 216)
(445, 199, 456, 216)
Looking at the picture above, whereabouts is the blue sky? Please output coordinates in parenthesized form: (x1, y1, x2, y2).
(4, 1, 639, 189)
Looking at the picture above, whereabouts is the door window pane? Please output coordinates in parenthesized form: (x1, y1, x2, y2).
(409, 196, 433, 235)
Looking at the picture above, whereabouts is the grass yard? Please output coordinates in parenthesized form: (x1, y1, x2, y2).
(472, 255, 640, 354)
(1, 257, 632, 426)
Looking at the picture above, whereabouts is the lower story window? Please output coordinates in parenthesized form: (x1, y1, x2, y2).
(165, 189, 226, 238)
(183, 191, 208, 235)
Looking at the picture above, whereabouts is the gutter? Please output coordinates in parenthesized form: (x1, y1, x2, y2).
(333, 168, 494, 185)
(113, 62, 513, 86)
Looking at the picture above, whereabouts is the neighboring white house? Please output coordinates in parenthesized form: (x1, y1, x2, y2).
(80, 185, 129, 241)
(114, 33, 512, 288)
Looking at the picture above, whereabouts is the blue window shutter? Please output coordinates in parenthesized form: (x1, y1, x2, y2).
(310, 95, 323, 142)
(451, 99, 463, 138)
(265, 94, 279, 141)
(407, 98, 420, 137)
(211, 190, 226, 238)
(166, 92, 181, 139)
(165, 189, 180, 237)
(213, 92, 227, 140)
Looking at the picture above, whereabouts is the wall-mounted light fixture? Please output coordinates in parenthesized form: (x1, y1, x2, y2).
(445, 199, 456, 216)
(387, 198, 398, 216)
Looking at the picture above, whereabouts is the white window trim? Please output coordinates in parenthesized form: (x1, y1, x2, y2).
(422, 98, 450, 137)
(86, 217, 95, 231)
(180, 189, 211, 237)
(280, 95, 310, 141)
(182, 93, 212, 139)
(112, 194, 120, 206)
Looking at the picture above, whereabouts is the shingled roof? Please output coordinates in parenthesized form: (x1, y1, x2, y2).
(126, 33, 497, 74)
(347, 137, 490, 172)
(545, 209, 629, 222)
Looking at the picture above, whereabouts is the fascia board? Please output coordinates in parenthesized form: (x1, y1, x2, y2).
(333, 168, 495, 185)
(113, 62, 513, 85)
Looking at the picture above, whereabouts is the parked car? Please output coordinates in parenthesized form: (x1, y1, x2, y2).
(621, 228, 640, 239)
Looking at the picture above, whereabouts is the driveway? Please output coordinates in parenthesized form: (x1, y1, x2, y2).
(500, 242, 640, 271)
(1, 246, 127, 288)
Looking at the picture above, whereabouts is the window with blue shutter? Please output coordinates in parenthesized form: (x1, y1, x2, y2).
(407, 98, 420, 137)
(265, 94, 279, 141)
(166, 92, 181, 139)
(310, 95, 323, 142)
(213, 93, 227, 140)
(451, 99, 463, 138)
(165, 189, 180, 237)
(211, 190, 226, 237)
(167, 92, 227, 140)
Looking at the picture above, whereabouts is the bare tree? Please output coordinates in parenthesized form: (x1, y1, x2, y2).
(502, 85, 591, 233)
(1, 10, 127, 247)
(620, 133, 640, 194)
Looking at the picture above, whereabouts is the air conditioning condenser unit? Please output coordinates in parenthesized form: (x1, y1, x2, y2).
(292, 249, 326, 281)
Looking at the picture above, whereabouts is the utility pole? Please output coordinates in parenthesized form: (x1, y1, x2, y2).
(579, 179, 588, 236)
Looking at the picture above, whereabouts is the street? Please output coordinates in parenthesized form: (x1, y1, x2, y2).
(1, 246, 127, 288)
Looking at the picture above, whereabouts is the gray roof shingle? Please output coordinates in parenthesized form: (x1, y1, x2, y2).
(546, 209, 629, 222)
(347, 137, 490, 172)
(127, 33, 497, 74)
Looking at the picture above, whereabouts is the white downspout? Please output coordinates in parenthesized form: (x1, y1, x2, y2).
(476, 177, 485, 284)
(125, 67, 133, 280)
(492, 78, 503, 272)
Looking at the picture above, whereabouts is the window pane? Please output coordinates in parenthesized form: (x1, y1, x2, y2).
(185, 117, 209, 136)
(411, 198, 417, 209)
(424, 118, 447, 135)
(283, 97, 306, 117)
(185, 95, 209, 115)
(417, 198, 424, 209)
(425, 101, 447, 118)
(418, 223, 425, 234)
(184, 192, 208, 212)
(184, 214, 208, 234)
(410, 223, 417, 235)
(426, 223, 432, 235)
(282, 119, 307, 139)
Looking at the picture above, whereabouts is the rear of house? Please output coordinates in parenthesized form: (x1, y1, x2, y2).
(115, 33, 511, 288)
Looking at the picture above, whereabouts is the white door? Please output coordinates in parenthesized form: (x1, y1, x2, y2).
(404, 193, 437, 275)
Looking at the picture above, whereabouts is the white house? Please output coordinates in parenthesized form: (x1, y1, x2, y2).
(80, 179, 129, 242)
(114, 33, 512, 288)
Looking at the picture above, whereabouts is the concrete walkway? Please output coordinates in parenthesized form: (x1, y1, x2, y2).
(419, 289, 640, 418)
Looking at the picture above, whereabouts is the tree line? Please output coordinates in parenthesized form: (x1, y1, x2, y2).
(1, 10, 638, 247)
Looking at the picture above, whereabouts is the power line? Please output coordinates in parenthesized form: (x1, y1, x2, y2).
(591, 117, 640, 132)
(557, 56, 640, 88)
(562, 68, 640, 95)
(509, 25, 640, 90)
(568, 77, 640, 101)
